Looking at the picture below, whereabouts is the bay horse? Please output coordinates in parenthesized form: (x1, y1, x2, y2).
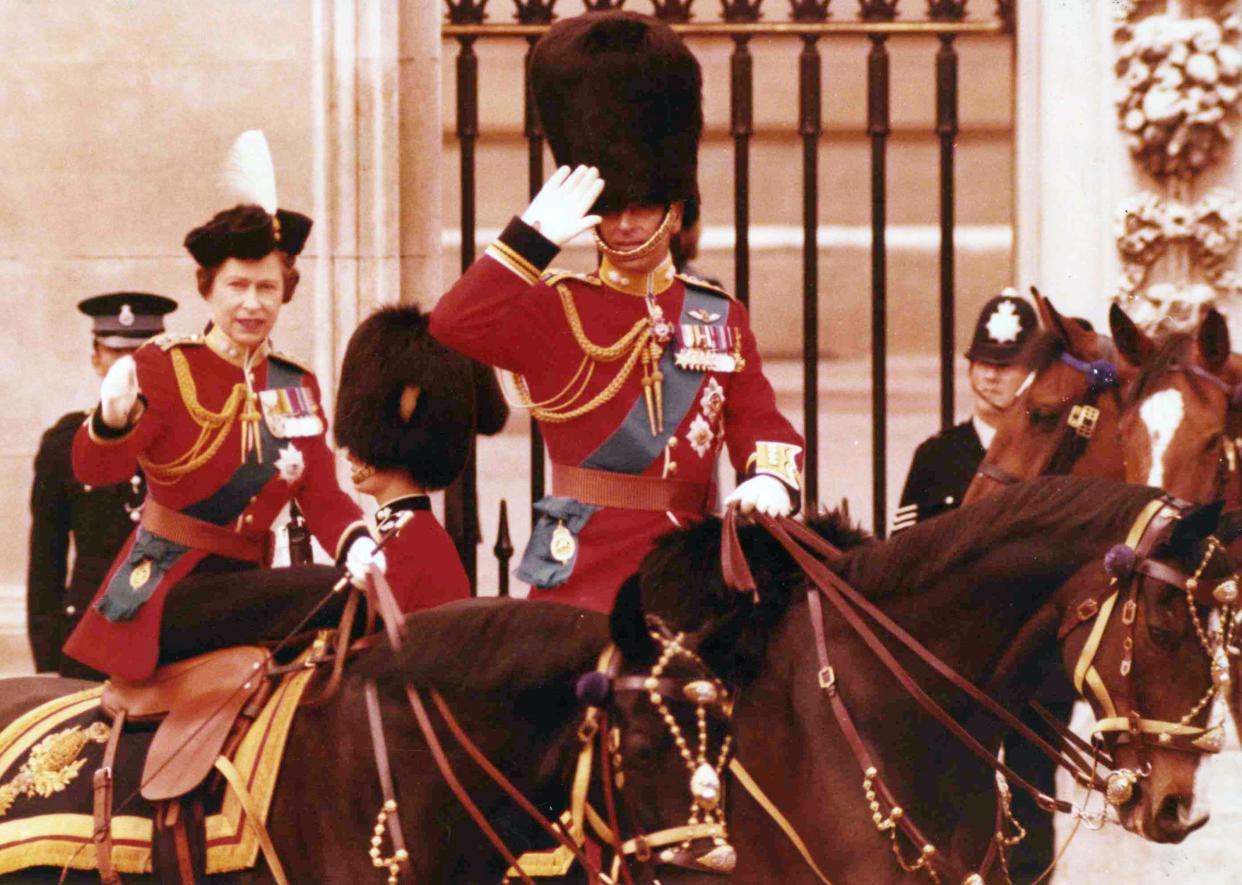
(1108, 304, 1242, 742)
(0, 600, 735, 884)
(962, 290, 1130, 506)
(615, 476, 1233, 883)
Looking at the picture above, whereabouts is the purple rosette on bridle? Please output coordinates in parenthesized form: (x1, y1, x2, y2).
(575, 670, 612, 708)
(1104, 544, 1137, 579)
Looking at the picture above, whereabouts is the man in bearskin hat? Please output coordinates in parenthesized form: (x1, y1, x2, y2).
(894, 289, 1038, 533)
(27, 292, 176, 678)
(431, 11, 804, 612)
(63, 131, 379, 681)
(335, 304, 508, 612)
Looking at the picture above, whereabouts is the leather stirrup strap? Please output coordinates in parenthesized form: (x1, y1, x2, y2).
(93, 707, 125, 885)
(214, 755, 290, 885)
(403, 684, 535, 884)
(301, 587, 362, 708)
(727, 759, 832, 885)
(428, 690, 601, 879)
(364, 681, 410, 875)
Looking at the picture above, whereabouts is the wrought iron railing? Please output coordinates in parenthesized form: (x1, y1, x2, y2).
(441, 0, 1014, 591)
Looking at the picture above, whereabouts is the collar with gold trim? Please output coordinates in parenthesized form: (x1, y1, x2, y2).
(376, 494, 431, 536)
(597, 254, 676, 297)
(205, 325, 272, 368)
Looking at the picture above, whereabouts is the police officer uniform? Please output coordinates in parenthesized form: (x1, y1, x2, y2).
(431, 12, 804, 612)
(26, 292, 176, 677)
(893, 292, 1037, 533)
(334, 305, 495, 612)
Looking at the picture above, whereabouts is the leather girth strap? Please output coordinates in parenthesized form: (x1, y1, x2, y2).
(93, 707, 125, 885)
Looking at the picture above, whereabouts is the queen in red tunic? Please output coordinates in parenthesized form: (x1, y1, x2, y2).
(63, 137, 378, 681)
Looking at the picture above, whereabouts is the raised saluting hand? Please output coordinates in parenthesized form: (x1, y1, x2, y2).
(520, 165, 606, 247)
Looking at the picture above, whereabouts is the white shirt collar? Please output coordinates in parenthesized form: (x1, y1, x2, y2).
(972, 415, 996, 450)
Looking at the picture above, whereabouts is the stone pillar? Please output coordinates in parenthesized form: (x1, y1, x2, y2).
(1014, 0, 1121, 329)
(399, 1, 444, 305)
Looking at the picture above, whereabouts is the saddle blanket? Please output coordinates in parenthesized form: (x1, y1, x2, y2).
(0, 661, 314, 875)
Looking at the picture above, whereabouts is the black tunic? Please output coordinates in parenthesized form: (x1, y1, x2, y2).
(26, 410, 144, 677)
(894, 421, 985, 534)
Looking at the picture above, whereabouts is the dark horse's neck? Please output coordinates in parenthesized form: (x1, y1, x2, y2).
(715, 477, 1164, 883)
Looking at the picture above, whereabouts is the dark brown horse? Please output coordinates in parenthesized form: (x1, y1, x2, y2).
(615, 476, 1231, 883)
(1109, 305, 1242, 745)
(963, 291, 1131, 506)
(0, 600, 734, 884)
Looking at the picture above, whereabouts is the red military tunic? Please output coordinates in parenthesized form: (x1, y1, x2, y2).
(374, 495, 470, 612)
(64, 327, 368, 680)
(431, 217, 803, 611)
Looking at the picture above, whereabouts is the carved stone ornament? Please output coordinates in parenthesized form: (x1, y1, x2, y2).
(1113, 1, 1242, 332)
(1113, 13, 1242, 179)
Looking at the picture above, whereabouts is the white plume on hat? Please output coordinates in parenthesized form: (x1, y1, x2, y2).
(220, 129, 278, 215)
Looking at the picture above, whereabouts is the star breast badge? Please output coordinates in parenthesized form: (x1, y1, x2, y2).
(275, 445, 305, 484)
(986, 300, 1023, 343)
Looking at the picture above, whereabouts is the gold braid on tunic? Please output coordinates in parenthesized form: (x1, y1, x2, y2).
(138, 349, 263, 484)
(512, 283, 665, 433)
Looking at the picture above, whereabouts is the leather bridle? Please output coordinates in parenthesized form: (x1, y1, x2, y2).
(350, 564, 737, 885)
(974, 349, 1121, 489)
(716, 498, 1234, 883)
(1058, 497, 1236, 807)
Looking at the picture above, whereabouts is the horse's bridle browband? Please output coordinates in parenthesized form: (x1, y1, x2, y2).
(974, 349, 1121, 489)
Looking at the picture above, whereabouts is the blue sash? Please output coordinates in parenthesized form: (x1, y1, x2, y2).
(518, 287, 730, 588)
(97, 361, 306, 621)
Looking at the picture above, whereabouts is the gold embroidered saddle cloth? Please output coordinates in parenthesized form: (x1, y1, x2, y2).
(0, 646, 316, 876)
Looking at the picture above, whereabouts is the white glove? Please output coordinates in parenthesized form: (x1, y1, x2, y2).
(345, 536, 388, 591)
(99, 355, 140, 429)
(520, 165, 605, 247)
(725, 475, 795, 518)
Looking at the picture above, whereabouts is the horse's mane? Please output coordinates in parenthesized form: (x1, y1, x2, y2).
(1124, 333, 1204, 410)
(626, 477, 1163, 683)
(838, 475, 1160, 595)
(354, 598, 609, 693)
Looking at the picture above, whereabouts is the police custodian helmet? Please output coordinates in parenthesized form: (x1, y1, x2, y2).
(964, 288, 1038, 365)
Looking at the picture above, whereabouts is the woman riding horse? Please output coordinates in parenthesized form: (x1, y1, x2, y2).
(61, 131, 380, 681)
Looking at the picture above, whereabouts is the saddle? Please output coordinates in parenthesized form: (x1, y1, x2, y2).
(95, 646, 273, 884)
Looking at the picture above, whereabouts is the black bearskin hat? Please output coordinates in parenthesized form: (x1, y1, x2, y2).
(184, 204, 313, 268)
(531, 11, 702, 213)
(334, 305, 475, 491)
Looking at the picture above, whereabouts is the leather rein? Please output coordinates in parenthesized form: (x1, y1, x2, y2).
(320, 549, 737, 883)
(718, 498, 1233, 883)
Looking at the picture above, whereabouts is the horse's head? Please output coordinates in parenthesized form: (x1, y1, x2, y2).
(964, 289, 1129, 505)
(591, 574, 738, 882)
(1113, 305, 1242, 507)
(1057, 497, 1236, 842)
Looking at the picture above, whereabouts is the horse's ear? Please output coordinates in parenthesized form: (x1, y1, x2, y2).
(1169, 501, 1225, 553)
(609, 574, 657, 664)
(1109, 302, 1154, 368)
(1033, 286, 1092, 358)
(1198, 308, 1231, 374)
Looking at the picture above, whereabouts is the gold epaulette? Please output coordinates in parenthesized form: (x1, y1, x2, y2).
(149, 333, 205, 352)
(676, 272, 735, 301)
(269, 349, 315, 375)
(542, 268, 601, 288)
